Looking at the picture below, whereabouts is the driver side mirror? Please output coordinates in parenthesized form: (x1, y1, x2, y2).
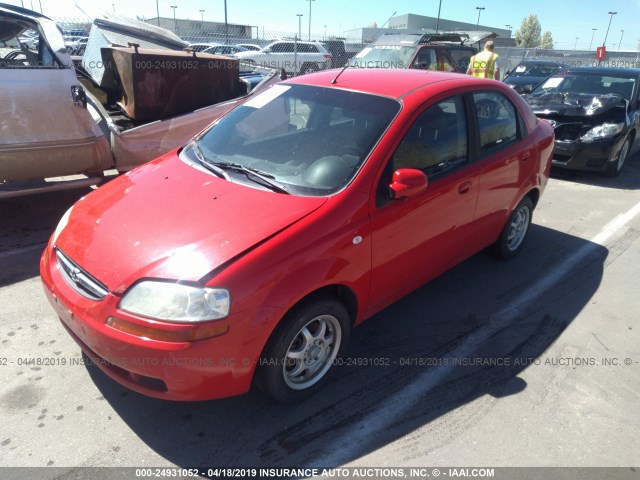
(263, 47, 272, 53)
(389, 169, 428, 200)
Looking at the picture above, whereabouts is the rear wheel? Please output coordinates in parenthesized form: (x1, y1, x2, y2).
(603, 136, 630, 177)
(493, 196, 533, 259)
(256, 297, 350, 403)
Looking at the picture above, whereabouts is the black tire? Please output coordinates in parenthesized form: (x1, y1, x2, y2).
(255, 296, 350, 403)
(298, 62, 319, 76)
(603, 136, 630, 177)
(493, 196, 533, 259)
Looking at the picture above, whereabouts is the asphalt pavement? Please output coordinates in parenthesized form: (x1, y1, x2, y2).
(1, 156, 639, 474)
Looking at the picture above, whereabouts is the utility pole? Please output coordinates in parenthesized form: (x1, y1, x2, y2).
(306, 0, 316, 41)
(603, 11, 617, 47)
(296, 14, 303, 39)
(475, 6, 485, 30)
(589, 28, 597, 50)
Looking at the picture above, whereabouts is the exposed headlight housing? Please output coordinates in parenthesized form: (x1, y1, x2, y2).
(119, 281, 230, 322)
(580, 122, 624, 143)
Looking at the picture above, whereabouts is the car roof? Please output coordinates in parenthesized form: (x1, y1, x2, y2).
(561, 66, 640, 76)
(373, 32, 474, 47)
(285, 68, 486, 99)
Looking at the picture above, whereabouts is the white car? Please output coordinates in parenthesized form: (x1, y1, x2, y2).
(236, 43, 260, 51)
(234, 40, 331, 76)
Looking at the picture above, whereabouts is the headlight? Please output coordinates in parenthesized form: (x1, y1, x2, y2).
(51, 206, 73, 244)
(580, 122, 624, 142)
(119, 281, 230, 322)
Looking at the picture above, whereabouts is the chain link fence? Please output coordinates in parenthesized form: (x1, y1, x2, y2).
(54, 17, 367, 73)
(496, 46, 640, 74)
(54, 17, 640, 76)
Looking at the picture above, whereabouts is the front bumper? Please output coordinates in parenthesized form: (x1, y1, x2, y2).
(40, 242, 274, 401)
(551, 134, 626, 172)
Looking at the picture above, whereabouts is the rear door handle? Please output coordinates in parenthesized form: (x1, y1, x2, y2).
(458, 181, 473, 194)
(521, 152, 531, 162)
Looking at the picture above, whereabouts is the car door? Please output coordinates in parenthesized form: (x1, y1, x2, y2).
(0, 12, 111, 183)
(369, 95, 479, 307)
(468, 90, 532, 245)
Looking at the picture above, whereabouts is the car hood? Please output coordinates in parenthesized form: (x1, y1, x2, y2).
(55, 154, 326, 293)
(523, 92, 626, 117)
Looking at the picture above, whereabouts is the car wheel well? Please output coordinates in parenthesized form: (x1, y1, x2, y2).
(525, 188, 540, 210)
(291, 285, 358, 325)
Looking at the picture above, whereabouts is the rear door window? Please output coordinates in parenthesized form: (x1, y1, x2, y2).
(472, 91, 519, 155)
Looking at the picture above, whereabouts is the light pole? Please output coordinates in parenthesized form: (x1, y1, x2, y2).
(112, 3, 115, 13)
(170, 5, 177, 35)
(574, 37, 579, 50)
(436, 0, 442, 33)
(618, 29, 624, 50)
(324, 24, 327, 41)
(223, 0, 228, 44)
(475, 6, 485, 30)
(199, 9, 204, 23)
(296, 14, 303, 39)
(603, 11, 617, 47)
(589, 28, 597, 50)
(505, 24, 511, 37)
(306, 0, 316, 41)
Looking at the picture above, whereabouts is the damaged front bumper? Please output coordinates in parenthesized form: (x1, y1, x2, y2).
(551, 134, 627, 172)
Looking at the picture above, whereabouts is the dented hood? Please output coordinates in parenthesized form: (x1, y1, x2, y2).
(524, 92, 626, 117)
(55, 154, 326, 293)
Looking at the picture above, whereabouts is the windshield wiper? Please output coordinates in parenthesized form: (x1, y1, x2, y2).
(188, 143, 227, 179)
(207, 161, 289, 194)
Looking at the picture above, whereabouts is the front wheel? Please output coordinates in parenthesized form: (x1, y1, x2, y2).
(603, 136, 630, 177)
(493, 196, 533, 259)
(256, 297, 350, 403)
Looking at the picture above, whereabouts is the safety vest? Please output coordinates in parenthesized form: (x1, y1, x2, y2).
(469, 50, 498, 79)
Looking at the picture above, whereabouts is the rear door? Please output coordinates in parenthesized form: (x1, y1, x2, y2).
(468, 90, 532, 245)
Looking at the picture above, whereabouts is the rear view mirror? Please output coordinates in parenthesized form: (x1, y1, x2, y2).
(389, 169, 428, 200)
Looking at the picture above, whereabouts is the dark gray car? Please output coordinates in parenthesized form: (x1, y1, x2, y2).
(504, 60, 564, 93)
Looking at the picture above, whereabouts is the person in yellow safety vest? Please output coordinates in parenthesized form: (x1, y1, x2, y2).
(466, 40, 500, 80)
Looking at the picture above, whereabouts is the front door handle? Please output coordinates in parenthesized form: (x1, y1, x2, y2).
(521, 151, 531, 162)
(458, 181, 473, 194)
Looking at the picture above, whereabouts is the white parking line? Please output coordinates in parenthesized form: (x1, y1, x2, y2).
(324, 197, 640, 465)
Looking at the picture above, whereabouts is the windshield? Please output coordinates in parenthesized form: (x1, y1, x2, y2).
(532, 73, 636, 101)
(192, 84, 400, 196)
(510, 63, 561, 78)
(349, 45, 416, 69)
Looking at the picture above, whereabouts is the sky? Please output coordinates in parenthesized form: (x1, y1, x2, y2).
(6, 0, 640, 50)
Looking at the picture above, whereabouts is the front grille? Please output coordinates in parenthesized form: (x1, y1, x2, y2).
(56, 248, 109, 301)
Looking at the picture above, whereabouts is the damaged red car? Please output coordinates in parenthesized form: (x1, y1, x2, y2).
(41, 69, 553, 403)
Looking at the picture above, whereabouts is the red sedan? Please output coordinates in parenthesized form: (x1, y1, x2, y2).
(41, 69, 553, 403)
